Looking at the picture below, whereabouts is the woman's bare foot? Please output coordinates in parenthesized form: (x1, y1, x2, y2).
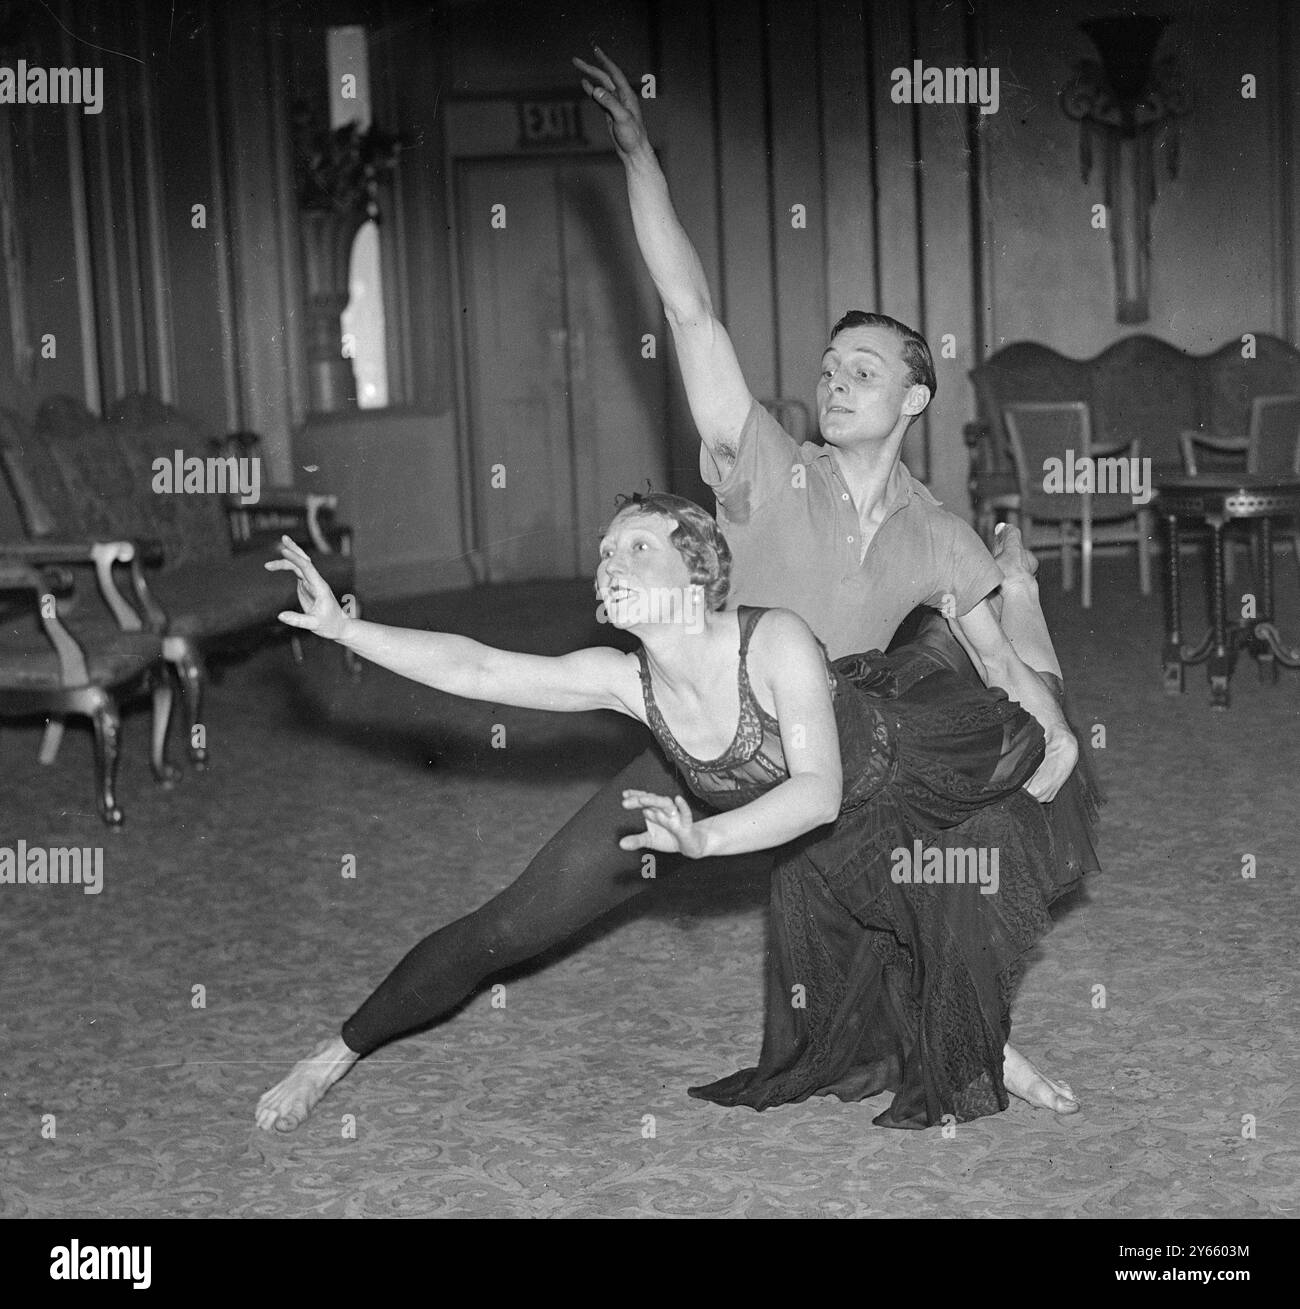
(255, 1036, 359, 1133)
(1002, 1042, 1080, 1114)
(993, 523, 1039, 585)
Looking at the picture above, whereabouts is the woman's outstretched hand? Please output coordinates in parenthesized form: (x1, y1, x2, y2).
(265, 535, 349, 642)
(573, 46, 648, 157)
(619, 789, 708, 859)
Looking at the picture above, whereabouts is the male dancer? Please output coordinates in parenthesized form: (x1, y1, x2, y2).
(255, 48, 1080, 1132)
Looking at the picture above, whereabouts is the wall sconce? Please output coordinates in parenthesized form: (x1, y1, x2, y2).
(292, 103, 407, 413)
(1060, 14, 1191, 324)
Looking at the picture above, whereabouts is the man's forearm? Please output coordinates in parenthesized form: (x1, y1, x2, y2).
(622, 145, 713, 323)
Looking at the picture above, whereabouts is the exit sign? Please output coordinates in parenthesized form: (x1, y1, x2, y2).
(517, 99, 586, 147)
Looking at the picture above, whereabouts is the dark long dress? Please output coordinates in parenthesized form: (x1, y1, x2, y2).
(635, 606, 1100, 1129)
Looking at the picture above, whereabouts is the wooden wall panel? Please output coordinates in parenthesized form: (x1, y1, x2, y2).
(866, 0, 925, 475)
(713, 0, 776, 402)
(766, 0, 827, 401)
(656, 0, 720, 495)
(914, 0, 980, 507)
(819, 0, 878, 328)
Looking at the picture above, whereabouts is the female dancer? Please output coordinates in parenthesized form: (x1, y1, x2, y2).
(256, 493, 1093, 1132)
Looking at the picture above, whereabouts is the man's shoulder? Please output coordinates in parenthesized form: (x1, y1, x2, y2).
(891, 470, 994, 565)
(896, 460, 943, 508)
(746, 399, 828, 464)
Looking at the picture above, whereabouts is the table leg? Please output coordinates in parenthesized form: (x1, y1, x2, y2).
(1162, 512, 1184, 693)
(1251, 514, 1300, 667)
(1207, 515, 1232, 708)
(1256, 515, 1278, 683)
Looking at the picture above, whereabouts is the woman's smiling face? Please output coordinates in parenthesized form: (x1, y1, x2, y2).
(595, 510, 693, 629)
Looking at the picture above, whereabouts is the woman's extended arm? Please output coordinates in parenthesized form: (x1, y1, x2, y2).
(621, 610, 843, 858)
(267, 537, 634, 715)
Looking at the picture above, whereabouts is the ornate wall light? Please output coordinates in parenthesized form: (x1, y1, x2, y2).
(1060, 14, 1191, 324)
(292, 103, 407, 412)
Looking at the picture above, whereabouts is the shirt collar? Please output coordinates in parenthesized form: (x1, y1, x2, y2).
(818, 447, 942, 514)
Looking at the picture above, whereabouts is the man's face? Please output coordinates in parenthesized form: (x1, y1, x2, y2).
(816, 324, 925, 449)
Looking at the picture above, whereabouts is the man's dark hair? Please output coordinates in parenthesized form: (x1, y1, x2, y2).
(829, 310, 937, 402)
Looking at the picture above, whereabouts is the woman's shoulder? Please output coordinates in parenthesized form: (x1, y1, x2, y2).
(742, 606, 828, 666)
(742, 605, 817, 639)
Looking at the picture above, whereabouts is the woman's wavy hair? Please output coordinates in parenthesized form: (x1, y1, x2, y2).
(610, 489, 732, 612)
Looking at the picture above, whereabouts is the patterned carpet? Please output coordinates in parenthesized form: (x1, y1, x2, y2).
(2, 550, 1298, 1218)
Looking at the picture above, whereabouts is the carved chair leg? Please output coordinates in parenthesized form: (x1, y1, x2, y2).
(1081, 517, 1094, 610)
(38, 717, 65, 765)
(1138, 510, 1153, 595)
(89, 692, 124, 827)
(149, 666, 180, 787)
(169, 642, 209, 768)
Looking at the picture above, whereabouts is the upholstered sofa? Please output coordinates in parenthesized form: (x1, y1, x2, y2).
(965, 333, 1300, 539)
(0, 393, 358, 767)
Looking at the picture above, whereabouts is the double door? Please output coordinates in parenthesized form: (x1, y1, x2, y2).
(457, 155, 669, 580)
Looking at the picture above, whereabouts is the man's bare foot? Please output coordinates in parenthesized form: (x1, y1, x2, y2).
(992, 523, 1039, 586)
(1002, 1042, 1080, 1114)
(255, 1036, 359, 1133)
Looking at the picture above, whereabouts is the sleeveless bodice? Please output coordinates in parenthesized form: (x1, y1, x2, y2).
(635, 606, 846, 812)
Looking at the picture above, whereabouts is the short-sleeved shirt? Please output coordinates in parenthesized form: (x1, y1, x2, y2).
(700, 399, 1003, 659)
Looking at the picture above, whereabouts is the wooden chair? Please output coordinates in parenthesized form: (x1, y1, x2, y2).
(1003, 401, 1154, 609)
(1181, 394, 1300, 576)
(0, 540, 177, 826)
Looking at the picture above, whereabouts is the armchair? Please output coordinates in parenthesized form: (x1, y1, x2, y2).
(0, 539, 176, 826)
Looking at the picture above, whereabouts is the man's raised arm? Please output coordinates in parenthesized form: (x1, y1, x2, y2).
(575, 47, 753, 457)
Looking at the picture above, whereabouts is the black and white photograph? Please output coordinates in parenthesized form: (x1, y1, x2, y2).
(0, 0, 1293, 1260)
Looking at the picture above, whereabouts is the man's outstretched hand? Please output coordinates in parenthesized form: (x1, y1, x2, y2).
(1025, 729, 1078, 803)
(574, 46, 648, 157)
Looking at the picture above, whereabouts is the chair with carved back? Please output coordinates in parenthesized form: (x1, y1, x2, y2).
(1003, 400, 1154, 609)
(0, 540, 177, 825)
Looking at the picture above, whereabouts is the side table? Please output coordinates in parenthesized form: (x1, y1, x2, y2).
(1156, 475, 1300, 708)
